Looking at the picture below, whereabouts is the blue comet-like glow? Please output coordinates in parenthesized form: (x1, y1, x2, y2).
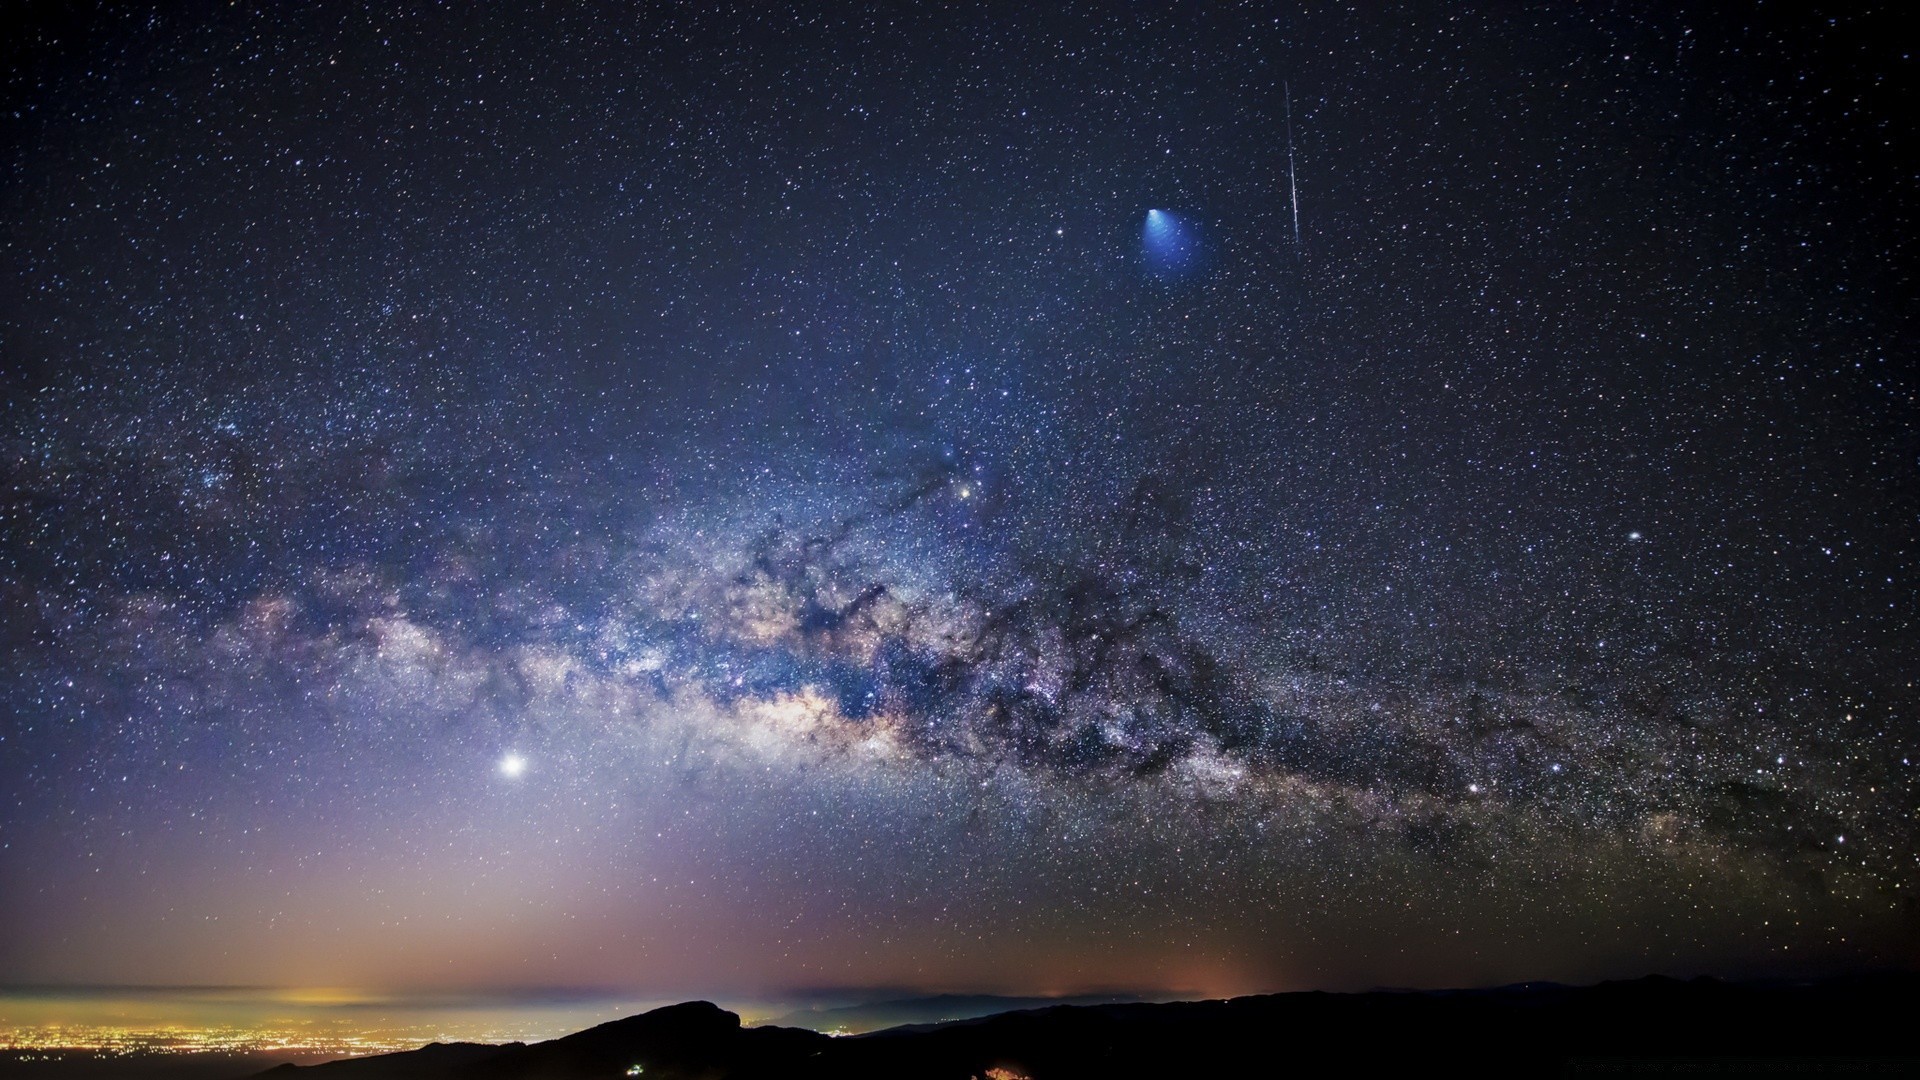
(1143, 209, 1201, 278)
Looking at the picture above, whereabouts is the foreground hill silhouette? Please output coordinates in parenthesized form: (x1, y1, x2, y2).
(261, 975, 1920, 1080)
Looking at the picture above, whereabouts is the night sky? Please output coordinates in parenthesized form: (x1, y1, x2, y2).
(2, 3, 1916, 1003)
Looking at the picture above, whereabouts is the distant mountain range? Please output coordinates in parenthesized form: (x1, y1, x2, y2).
(765, 993, 1146, 1034)
(261, 974, 1920, 1080)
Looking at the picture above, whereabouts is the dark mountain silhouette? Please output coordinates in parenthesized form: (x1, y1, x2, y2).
(261, 1002, 826, 1080)
(260, 974, 1920, 1080)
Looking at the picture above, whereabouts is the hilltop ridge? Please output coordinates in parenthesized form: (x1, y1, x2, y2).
(259, 973, 1920, 1080)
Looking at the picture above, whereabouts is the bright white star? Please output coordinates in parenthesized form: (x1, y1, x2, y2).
(498, 753, 528, 778)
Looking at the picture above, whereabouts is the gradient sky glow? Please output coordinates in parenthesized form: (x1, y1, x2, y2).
(2, 3, 1916, 1005)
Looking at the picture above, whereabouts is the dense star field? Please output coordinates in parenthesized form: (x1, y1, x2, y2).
(2, 4, 1916, 1000)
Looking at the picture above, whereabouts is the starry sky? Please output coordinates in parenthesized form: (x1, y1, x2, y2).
(2, 3, 1916, 1002)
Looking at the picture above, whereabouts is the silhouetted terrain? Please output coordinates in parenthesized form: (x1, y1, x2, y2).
(246, 975, 1920, 1080)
